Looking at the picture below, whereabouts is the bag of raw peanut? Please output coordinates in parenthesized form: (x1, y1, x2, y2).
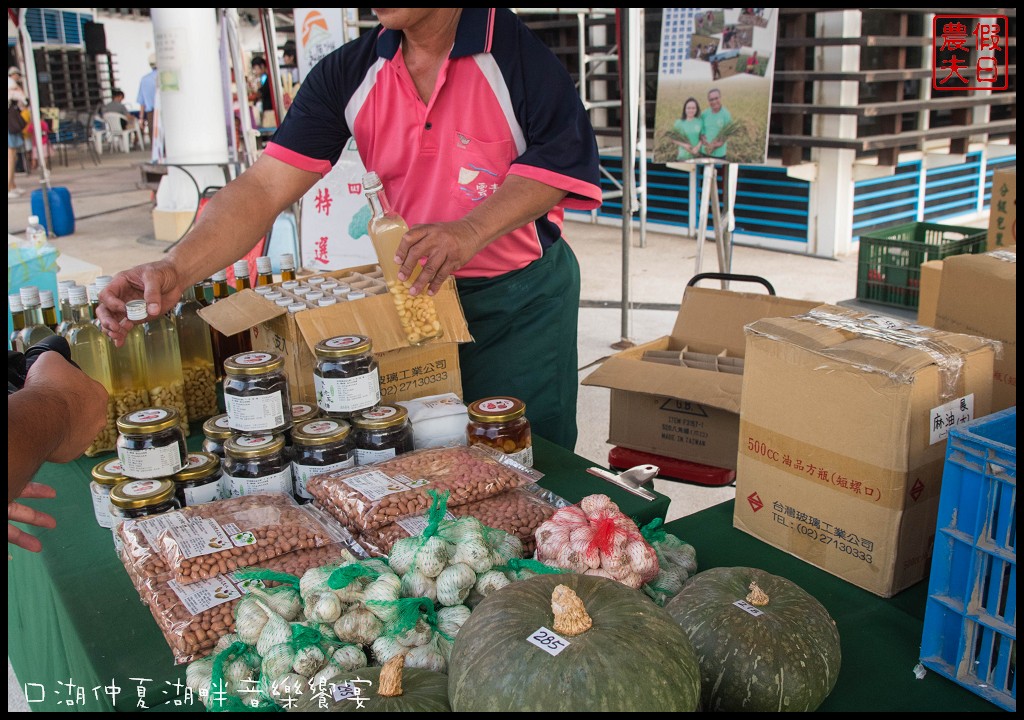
(154, 493, 347, 586)
(117, 514, 363, 663)
(307, 445, 542, 534)
(359, 484, 569, 557)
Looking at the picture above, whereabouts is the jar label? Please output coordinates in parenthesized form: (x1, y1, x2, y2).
(225, 391, 285, 433)
(224, 466, 294, 499)
(293, 457, 356, 499)
(315, 367, 381, 413)
(508, 445, 534, 468)
(234, 352, 273, 365)
(292, 403, 315, 417)
(186, 453, 208, 468)
(478, 398, 515, 414)
(234, 434, 274, 448)
(128, 408, 170, 423)
(103, 459, 125, 475)
(304, 420, 342, 435)
(183, 479, 223, 507)
(396, 511, 455, 535)
(324, 335, 363, 348)
(118, 445, 184, 479)
(168, 576, 242, 615)
(338, 468, 411, 500)
(90, 483, 114, 529)
(355, 447, 399, 466)
(214, 415, 232, 429)
(362, 405, 397, 421)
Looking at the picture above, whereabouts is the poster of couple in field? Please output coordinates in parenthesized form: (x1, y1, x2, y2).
(654, 8, 778, 165)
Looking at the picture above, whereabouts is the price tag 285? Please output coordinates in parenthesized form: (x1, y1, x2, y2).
(527, 627, 571, 656)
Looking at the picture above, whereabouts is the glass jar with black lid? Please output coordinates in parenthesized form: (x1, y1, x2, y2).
(116, 407, 188, 480)
(352, 404, 414, 465)
(202, 413, 234, 458)
(222, 433, 293, 498)
(223, 351, 292, 435)
(109, 478, 181, 527)
(313, 335, 380, 418)
(291, 418, 356, 501)
(173, 451, 224, 507)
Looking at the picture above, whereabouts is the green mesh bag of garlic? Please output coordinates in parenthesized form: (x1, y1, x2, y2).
(534, 494, 660, 588)
(364, 596, 472, 674)
(637, 518, 698, 606)
(387, 490, 524, 610)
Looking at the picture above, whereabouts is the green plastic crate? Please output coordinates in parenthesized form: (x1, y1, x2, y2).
(856, 222, 987, 310)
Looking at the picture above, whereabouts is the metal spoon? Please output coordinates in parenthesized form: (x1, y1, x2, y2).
(585, 464, 660, 501)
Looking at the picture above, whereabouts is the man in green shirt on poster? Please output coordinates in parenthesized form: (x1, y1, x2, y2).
(700, 88, 732, 159)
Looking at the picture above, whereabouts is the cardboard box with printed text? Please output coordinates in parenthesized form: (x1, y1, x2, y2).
(198, 265, 473, 405)
(987, 166, 1016, 248)
(733, 305, 996, 597)
(582, 286, 820, 470)
(933, 246, 1016, 411)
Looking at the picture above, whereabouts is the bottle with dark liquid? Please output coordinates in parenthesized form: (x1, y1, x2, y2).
(209, 269, 251, 380)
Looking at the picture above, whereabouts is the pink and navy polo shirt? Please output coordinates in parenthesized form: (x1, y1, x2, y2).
(266, 8, 603, 278)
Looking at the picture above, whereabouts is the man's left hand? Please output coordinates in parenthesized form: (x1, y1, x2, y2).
(8, 482, 57, 553)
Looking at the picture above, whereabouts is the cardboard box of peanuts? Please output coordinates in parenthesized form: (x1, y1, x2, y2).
(732, 305, 995, 598)
(199, 264, 473, 405)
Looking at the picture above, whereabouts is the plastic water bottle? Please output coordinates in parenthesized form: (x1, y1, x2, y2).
(26, 215, 47, 244)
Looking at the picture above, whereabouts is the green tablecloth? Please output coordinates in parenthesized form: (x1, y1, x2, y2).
(7, 435, 669, 712)
(664, 501, 1003, 713)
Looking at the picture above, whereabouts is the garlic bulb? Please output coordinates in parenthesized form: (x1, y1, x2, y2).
(404, 640, 447, 673)
(400, 570, 437, 603)
(292, 644, 327, 677)
(213, 632, 241, 655)
(474, 569, 511, 599)
(395, 618, 434, 648)
(300, 566, 336, 600)
(436, 562, 476, 606)
(333, 606, 383, 646)
(388, 537, 420, 576)
(255, 605, 292, 657)
(305, 591, 343, 624)
(436, 604, 472, 639)
(261, 642, 294, 682)
(250, 585, 302, 622)
(414, 536, 452, 578)
(235, 595, 271, 645)
(371, 636, 408, 665)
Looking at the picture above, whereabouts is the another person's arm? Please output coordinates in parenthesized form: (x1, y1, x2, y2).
(97, 154, 319, 344)
(395, 175, 568, 297)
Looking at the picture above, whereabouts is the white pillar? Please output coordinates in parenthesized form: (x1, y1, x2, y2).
(807, 11, 861, 258)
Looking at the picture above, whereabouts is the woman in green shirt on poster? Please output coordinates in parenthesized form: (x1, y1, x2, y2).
(669, 97, 703, 160)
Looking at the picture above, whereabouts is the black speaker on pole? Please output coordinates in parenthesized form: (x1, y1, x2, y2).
(83, 21, 107, 55)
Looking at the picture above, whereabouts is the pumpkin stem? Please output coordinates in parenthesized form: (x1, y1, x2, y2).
(551, 584, 593, 636)
(746, 581, 770, 606)
(378, 654, 405, 697)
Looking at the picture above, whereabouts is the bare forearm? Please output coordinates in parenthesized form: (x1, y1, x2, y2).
(8, 391, 65, 502)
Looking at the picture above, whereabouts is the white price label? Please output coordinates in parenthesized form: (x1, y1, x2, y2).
(330, 683, 357, 702)
(929, 393, 975, 445)
(526, 627, 571, 656)
(733, 599, 766, 617)
(338, 469, 413, 501)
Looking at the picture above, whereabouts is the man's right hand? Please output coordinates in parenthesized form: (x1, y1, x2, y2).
(97, 259, 184, 346)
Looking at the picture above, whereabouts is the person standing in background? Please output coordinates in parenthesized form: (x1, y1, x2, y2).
(136, 54, 158, 147)
(249, 56, 276, 128)
(8, 66, 27, 199)
(280, 40, 300, 111)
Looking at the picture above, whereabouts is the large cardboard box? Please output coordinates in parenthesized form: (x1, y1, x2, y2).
(199, 265, 473, 405)
(987, 166, 1016, 248)
(733, 305, 996, 597)
(915, 259, 944, 327)
(581, 286, 820, 470)
(152, 209, 195, 243)
(934, 246, 1016, 411)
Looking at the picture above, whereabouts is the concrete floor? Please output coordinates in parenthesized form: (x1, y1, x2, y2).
(7, 149, 975, 711)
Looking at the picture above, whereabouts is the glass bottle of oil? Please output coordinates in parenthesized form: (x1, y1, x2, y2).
(363, 171, 442, 345)
(134, 299, 190, 435)
(279, 253, 296, 282)
(93, 276, 114, 329)
(9, 293, 25, 350)
(56, 280, 75, 336)
(112, 301, 151, 419)
(87, 283, 101, 319)
(66, 285, 117, 455)
(210, 269, 251, 380)
(16, 286, 57, 351)
(173, 284, 219, 421)
(39, 290, 59, 333)
(233, 259, 252, 292)
(256, 256, 275, 286)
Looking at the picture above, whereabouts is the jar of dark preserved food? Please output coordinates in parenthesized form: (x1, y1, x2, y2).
(291, 418, 356, 501)
(351, 404, 414, 465)
(109, 478, 180, 525)
(202, 413, 234, 458)
(466, 396, 533, 467)
(173, 451, 224, 506)
(116, 407, 188, 479)
(223, 352, 292, 435)
(222, 433, 293, 498)
(313, 335, 380, 418)
(90, 457, 125, 529)
(284, 403, 320, 456)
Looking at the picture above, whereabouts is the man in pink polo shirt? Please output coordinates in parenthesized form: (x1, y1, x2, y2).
(98, 8, 602, 450)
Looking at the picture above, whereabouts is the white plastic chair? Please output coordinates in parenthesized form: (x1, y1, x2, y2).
(102, 112, 143, 153)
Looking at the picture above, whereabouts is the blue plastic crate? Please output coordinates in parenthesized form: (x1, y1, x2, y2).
(920, 407, 1016, 712)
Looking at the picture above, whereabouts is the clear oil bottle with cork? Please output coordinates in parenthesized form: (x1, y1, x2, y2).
(362, 171, 443, 345)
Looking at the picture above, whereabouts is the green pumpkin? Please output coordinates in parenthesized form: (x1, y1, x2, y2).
(448, 573, 701, 712)
(289, 656, 451, 712)
(665, 566, 841, 712)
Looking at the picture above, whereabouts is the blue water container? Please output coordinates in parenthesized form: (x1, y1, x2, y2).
(30, 187, 76, 237)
